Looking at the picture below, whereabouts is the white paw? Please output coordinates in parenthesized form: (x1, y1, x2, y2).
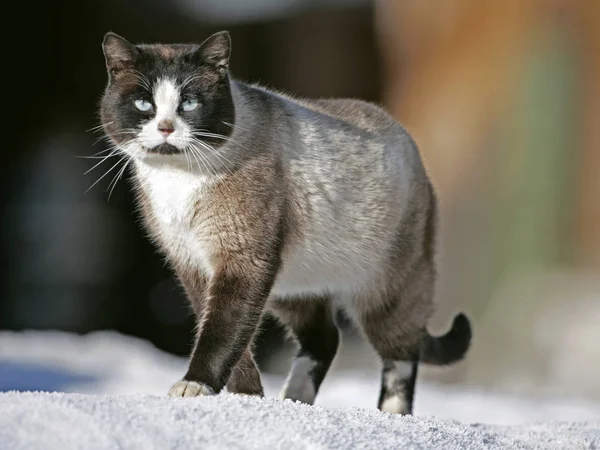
(280, 356, 317, 404)
(380, 395, 408, 414)
(168, 380, 216, 398)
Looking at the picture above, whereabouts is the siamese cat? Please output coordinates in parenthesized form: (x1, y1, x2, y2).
(98, 30, 472, 415)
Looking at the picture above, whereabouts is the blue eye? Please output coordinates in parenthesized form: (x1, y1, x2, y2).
(181, 99, 198, 112)
(134, 99, 153, 112)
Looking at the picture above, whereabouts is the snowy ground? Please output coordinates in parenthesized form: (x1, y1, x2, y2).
(0, 330, 598, 449)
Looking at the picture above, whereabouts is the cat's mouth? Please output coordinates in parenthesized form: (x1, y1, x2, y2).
(146, 143, 181, 155)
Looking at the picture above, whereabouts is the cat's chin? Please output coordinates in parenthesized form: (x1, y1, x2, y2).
(146, 143, 181, 155)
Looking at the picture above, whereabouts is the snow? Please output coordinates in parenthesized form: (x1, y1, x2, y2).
(2, 391, 599, 450)
(0, 330, 599, 449)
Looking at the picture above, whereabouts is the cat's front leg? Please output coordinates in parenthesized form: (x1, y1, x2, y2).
(169, 254, 279, 397)
(225, 345, 264, 396)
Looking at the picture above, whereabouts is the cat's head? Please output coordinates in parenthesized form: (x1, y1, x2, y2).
(99, 31, 234, 163)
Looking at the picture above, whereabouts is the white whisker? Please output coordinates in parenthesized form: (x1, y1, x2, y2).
(186, 144, 204, 173)
(107, 157, 132, 201)
(83, 135, 137, 173)
(189, 143, 217, 177)
(131, 69, 153, 92)
(76, 154, 118, 160)
(184, 144, 202, 173)
(86, 122, 112, 133)
(180, 75, 203, 91)
(84, 149, 120, 175)
(86, 158, 126, 194)
(191, 138, 234, 175)
(79, 146, 120, 159)
(183, 143, 193, 171)
(190, 130, 248, 152)
(221, 121, 252, 133)
(92, 129, 137, 146)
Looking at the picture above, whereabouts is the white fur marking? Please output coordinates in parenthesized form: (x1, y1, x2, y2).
(154, 78, 179, 118)
(384, 361, 413, 388)
(136, 163, 220, 277)
(168, 380, 215, 397)
(380, 360, 413, 414)
(280, 356, 317, 404)
(380, 395, 407, 414)
(137, 78, 193, 152)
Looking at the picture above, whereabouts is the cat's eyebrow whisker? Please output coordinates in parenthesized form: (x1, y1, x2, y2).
(130, 69, 153, 92)
(180, 75, 203, 91)
(133, 81, 152, 93)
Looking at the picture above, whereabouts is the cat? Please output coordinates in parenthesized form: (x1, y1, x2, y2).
(98, 30, 472, 414)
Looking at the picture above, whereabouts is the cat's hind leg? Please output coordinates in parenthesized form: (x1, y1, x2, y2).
(354, 263, 435, 415)
(270, 295, 339, 405)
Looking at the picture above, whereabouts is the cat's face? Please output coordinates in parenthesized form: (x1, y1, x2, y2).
(100, 31, 234, 163)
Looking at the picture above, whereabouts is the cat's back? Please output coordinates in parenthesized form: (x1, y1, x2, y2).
(248, 85, 424, 175)
(245, 83, 405, 136)
(302, 97, 402, 134)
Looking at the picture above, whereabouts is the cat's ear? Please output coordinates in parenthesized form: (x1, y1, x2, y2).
(195, 31, 231, 73)
(102, 32, 138, 75)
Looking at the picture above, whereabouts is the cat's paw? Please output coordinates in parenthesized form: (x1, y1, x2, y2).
(168, 380, 216, 397)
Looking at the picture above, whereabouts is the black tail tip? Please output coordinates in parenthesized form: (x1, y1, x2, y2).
(421, 312, 473, 365)
(451, 312, 473, 350)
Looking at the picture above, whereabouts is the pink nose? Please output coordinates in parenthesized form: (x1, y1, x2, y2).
(158, 120, 174, 138)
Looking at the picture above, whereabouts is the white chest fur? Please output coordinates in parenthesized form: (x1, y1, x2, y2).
(136, 163, 217, 276)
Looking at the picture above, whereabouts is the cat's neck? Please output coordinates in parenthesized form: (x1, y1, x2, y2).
(229, 79, 270, 134)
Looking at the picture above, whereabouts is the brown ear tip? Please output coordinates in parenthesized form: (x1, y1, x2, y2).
(212, 30, 232, 45)
(103, 32, 125, 46)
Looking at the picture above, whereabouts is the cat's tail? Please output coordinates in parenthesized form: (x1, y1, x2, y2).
(419, 313, 472, 365)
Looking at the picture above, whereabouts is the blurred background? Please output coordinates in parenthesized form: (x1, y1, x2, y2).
(4, 0, 599, 406)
